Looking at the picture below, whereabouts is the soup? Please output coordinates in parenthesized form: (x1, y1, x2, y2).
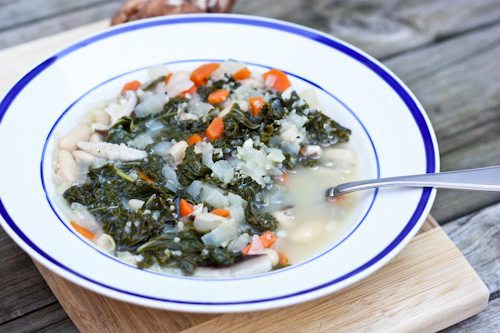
(53, 60, 357, 277)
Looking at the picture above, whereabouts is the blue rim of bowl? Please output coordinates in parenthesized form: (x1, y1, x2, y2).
(0, 15, 436, 306)
(40, 58, 381, 281)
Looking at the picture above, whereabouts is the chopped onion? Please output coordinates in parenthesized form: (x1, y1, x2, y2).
(161, 164, 181, 191)
(71, 202, 102, 232)
(228, 233, 251, 253)
(153, 141, 173, 157)
(211, 160, 234, 184)
(148, 64, 170, 80)
(165, 71, 194, 97)
(135, 93, 167, 117)
(187, 180, 202, 199)
(201, 221, 239, 247)
(128, 133, 154, 149)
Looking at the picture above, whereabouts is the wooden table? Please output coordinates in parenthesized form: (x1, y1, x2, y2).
(0, 1, 499, 332)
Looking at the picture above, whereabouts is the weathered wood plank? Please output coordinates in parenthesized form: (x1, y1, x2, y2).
(0, 230, 58, 324)
(0, 1, 119, 49)
(382, 22, 500, 222)
(442, 297, 500, 333)
(384, 22, 500, 155)
(0, 0, 113, 31)
(443, 202, 500, 294)
(432, 134, 500, 222)
(234, 0, 500, 58)
(0, 302, 71, 333)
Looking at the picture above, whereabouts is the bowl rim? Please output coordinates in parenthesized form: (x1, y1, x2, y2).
(0, 13, 440, 312)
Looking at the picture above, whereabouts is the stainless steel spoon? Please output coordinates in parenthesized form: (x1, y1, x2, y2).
(325, 166, 500, 202)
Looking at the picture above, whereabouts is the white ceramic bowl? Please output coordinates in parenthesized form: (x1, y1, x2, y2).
(0, 14, 439, 312)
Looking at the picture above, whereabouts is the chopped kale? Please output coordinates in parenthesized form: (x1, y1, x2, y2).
(176, 146, 211, 186)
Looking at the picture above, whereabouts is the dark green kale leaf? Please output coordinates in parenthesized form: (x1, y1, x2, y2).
(305, 111, 351, 145)
(176, 146, 212, 186)
(222, 104, 261, 141)
(63, 164, 176, 249)
(226, 177, 261, 202)
(246, 204, 278, 232)
(196, 76, 239, 101)
(136, 230, 242, 275)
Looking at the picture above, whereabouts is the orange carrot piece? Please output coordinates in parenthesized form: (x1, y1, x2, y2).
(278, 251, 289, 266)
(249, 96, 265, 116)
(163, 73, 172, 84)
(191, 63, 220, 86)
(208, 89, 230, 105)
(137, 169, 154, 183)
(259, 231, 277, 248)
(187, 134, 202, 145)
(232, 67, 251, 80)
(70, 221, 95, 240)
(242, 244, 251, 255)
(206, 117, 224, 141)
(211, 208, 230, 217)
(262, 69, 290, 92)
(180, 85, 197, 97)
(121, 80, 141, 93)
(179, 199, 194, 217)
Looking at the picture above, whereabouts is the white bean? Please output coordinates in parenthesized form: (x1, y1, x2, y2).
(92, 107, 110, 125)
(128, 199, 145, 212)
(89, 133, 103, 143)
(58, 125, 92, 151)
(290, 222, 323, 243)
(169, 140, 188, 165)
(72, 150, 96, 164)
(322, 148, 356, 169)
(57, 150, 78, 183)
(96, 234, 116, 252)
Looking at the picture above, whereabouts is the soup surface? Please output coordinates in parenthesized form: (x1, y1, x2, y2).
(52, 60, 358, 277)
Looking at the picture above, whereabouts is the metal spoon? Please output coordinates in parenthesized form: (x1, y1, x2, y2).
(325, 166, 500, 202)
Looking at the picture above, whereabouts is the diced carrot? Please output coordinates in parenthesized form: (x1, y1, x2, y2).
(163, 73, 172, 84)
(242, 244, 251, 255)
(187, 134, 202, 145)
(180, 85, 197, 97)
(179, 199, 194, 217)
(211, 208, 230, 217)
(191, 63, 220, 86)
(278, 251, 289, 266)
(232, 67, 251, 80)
(121, 80, 141, 93)
(137, 169, 154, 183)
(206, 117, 224, 141)
(262, 69, 290, 92)
(208, 89, 230, 105)
(259, 231, 277, 248)
(70, 221, 95, 240)
(249, 96, 265, 116)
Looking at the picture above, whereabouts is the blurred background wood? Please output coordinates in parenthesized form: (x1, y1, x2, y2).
(0, 0, 499, 331)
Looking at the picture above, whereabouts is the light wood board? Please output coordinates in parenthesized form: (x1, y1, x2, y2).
(33, 217, 489, 333)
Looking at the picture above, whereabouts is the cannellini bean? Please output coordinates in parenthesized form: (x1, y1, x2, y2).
(92, 107, 110, 125)
(57, 150, 78, 183)
(72, 150, 96, 164)
(193, 213, 226, 232)
(300, 145, 322, 158)
(129, 199, 145, 212)
(58, 125, 92, 151)
(169, 140, 188, 165)
(322, 148, 356, 169)
(77, 141, 147, 161)
(262, 249, 279, 266)
(89, 133, 103, 143)
(290, 222, 323, 243)
(96, 234, 116, 252)
(194, 253, 274, 278)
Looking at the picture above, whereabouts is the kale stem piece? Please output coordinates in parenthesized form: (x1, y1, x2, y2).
(114, 165, 135, 182)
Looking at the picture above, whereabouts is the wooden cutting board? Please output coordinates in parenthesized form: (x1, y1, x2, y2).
(0, 21, 489, 333)
(32, 217, 489, 333)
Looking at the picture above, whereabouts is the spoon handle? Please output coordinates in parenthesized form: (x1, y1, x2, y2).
(326, 166, 500, 199)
